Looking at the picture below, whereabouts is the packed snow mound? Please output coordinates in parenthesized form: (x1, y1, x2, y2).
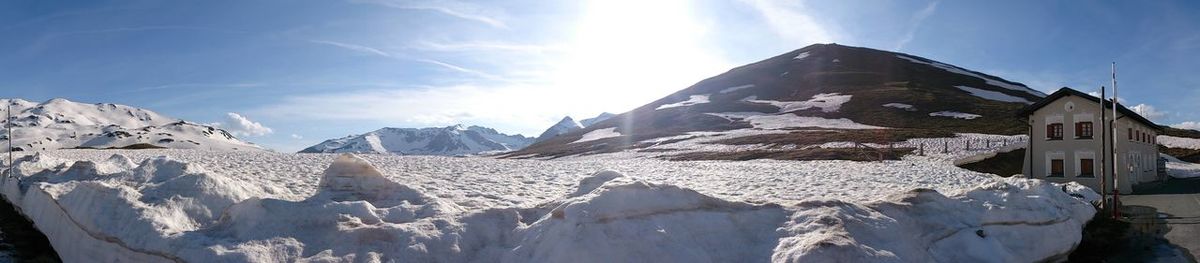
(509, 178, 787, 263)
(0, 98, 262, 152)
(1162, 154, 1200, 179)
(773, 178, 1097, 262)
(1, 151, 1097, 262)
(300, 125, 533, 156)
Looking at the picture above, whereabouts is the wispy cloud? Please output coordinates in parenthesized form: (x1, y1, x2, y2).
(41, 26, 241, 40)
(347, 0, 507, 28)
(1173, 121, 1200, 131)
(410, 40, 564, 54)
(307, 39, 504, 81)
(894, 1, 939, 51)
(308, 40, 392, 56)
(740, 0, 836, 46)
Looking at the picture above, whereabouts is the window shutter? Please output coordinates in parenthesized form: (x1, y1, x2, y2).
(1074, 123, 1082, 137)
(1047, 125, 1053, 138)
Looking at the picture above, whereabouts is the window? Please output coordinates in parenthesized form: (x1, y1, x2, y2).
(1047, 124, 1063, 140)
(1050, 159, 1064, 177)
(1075, 122, 1093, 139)
(1128, 128, 1133, 140)
(1079, 159, 1094, 177)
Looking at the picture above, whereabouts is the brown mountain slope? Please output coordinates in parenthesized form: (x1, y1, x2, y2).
(510, 44, 1045, 159)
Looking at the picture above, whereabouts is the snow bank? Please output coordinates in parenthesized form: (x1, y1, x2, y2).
(1162, 154, 1200, 179)
(0, 153, 1098, 262)
(955, 86, 1033, 104)
(572, 128, 622, 144)
(775, 178, 1096, 262)
(656, 95, 710, 110)
(1158, 135, 1200, 150)
(930, 111, 982, 120)
(793, 51, 810, 60)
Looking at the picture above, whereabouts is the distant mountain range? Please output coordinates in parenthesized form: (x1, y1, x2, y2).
(508, 43, 1047, 160)
(298, 125, 533, 156)
(1, 98, 261, 151)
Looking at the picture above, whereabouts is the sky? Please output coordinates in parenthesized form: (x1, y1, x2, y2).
(2, 0, 1199, 152)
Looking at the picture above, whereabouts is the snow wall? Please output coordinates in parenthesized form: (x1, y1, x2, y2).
(0, 153, 1099, 262)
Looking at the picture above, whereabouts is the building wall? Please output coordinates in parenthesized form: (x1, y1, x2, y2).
(1022, 94, 1160, 194)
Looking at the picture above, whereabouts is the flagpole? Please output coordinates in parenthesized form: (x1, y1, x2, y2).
(1099, 85, 1107, 210)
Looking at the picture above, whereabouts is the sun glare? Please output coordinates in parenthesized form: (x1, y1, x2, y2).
(552, 0, 731, 115)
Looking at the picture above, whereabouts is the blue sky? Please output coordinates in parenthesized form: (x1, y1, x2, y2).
(3, 0, 1199, 152)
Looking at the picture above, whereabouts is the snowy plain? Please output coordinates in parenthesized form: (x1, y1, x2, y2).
(0, 142, 1098, 262)
(1158, 135, 1200, 150)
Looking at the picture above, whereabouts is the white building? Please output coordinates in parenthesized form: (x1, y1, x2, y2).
(1018, 87, 1161, 194)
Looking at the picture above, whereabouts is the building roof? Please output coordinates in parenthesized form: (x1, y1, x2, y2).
(1016, 87, 1161, 131)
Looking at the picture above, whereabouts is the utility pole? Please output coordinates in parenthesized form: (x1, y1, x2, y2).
(1099, 86, 1107, 210)
(1111, 62, 1120, 219)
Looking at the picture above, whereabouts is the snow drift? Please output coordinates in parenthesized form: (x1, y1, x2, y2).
(1, 153, 1097, 262)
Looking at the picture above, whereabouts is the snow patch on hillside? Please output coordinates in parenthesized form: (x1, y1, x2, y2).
(719, 84, 755, 94)
(573, 128, 621, 144)
(955, 86, 1033, 104)
(1158, 135, 1200, 150)
(895, 56, 1045, 97)
(930, 111, 982, 120)
(656, 95, 711, 110)
(882, 103, 916, 111)
(708, 112, 885, 130)
(750, 93, 852, 113)
(793, 52, 810, 60)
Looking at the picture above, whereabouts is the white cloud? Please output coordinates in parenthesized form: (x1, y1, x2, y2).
(290, 134, 303, 139)
(741, 0, 836, 46)
(1130, 104, 1167, 121)
(348, 0, 506, 28)
(217, 112, 274, 137)
(1173, 121, 1200, 131)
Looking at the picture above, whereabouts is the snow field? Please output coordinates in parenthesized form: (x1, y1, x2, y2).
(2, 150, 1096, 262)
(882, 103, 916, 111)
(572, 128, 622, 144)
(894, 56, 1045, 97)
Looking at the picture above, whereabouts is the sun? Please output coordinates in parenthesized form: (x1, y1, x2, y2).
(550, 0, 732, 115)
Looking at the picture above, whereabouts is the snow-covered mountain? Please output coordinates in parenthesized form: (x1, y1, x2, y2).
(533, 113, 616, 143)
(510, 44, 1046, 159)
(299, 124, 533, 156)
(535, 117, 583, 142)
(1, 98, 262, 151)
